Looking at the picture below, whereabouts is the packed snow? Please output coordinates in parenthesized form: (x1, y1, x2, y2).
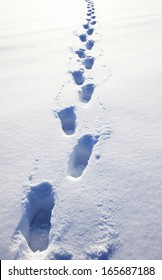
(0, 0, 162, 260)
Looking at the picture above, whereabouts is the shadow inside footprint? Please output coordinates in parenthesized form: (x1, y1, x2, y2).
(87, 28, 94, 35)
(90, 20, 96, 25)
(75, 49, 86, 59)
(67, 134, 99, 178)
(83, 23, 89, 30)
(58, 107, 76, 135)
(79, 83, 95, 103)
(86, 40, 95, 50)
(83, 56, 95, 69)
(15, 182, 54, 253)
(79, 34, 87, 42)
(71, 70, 85, 85)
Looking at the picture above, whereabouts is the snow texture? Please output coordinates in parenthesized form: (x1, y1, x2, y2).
(0, 0, 162, 260)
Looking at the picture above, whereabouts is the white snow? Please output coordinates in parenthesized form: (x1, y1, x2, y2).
(0, 0, 162, 260)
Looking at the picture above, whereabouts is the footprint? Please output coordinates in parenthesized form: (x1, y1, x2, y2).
(57, 106, 76, 135)
(16, 182, 54, 253)
(79, 83, 95, 103)
(83, 56, 95, 69)
(95, 154, 101, 161)
(87, 13, 91, 16)
(91, 16, 96, 19)
(86, 40, 95, 50)
(67, 134, 99, 178)
(79, 34, 87, 42)
(90, 20, 96, 25)
(75, 49, 86, 59)
(86, 18, 91, 22)
(83, 23, 89, 30)
(71, 70, 85, 85)
(86, 28, 94, 35)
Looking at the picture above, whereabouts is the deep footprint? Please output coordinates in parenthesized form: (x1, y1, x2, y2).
(79, 83, 95, 103)
(67, 134, 99, 178)
(17, 182, 54, 253)
(90, 20, 96, 25)
(75, 49, 86, 59)
(83, 23, 89, 30)
(57, 106, 76, 135)
(87, 28, 94, 35)
(83, 56, 95, 69)
(79, 34, 87, 42)
(71, 70, 85, 85)
(86, 40, 95, 50)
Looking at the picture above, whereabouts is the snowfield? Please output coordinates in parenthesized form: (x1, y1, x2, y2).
(0, 0, 162, 260)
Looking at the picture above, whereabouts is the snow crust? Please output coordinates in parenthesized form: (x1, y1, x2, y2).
(0, 0, 162, 259)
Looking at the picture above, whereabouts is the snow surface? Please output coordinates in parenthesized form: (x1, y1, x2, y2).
(0, 0, 162, 260)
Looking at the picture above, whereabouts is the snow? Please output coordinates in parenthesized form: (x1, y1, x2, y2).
(0, 0, 162, 260)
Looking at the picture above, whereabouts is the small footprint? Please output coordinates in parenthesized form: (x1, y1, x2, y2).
(71, 70, 85, 85)
(91, 16, 96, 19)
(57, 106, 77, 135)
(67, 134, 99, 178)
(86, 40, 95, 50)
(83, 56, 95, 69)
(95, 154, 101, 161)
(79, 83, 95, 103)
(86, 28, 94, 35)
